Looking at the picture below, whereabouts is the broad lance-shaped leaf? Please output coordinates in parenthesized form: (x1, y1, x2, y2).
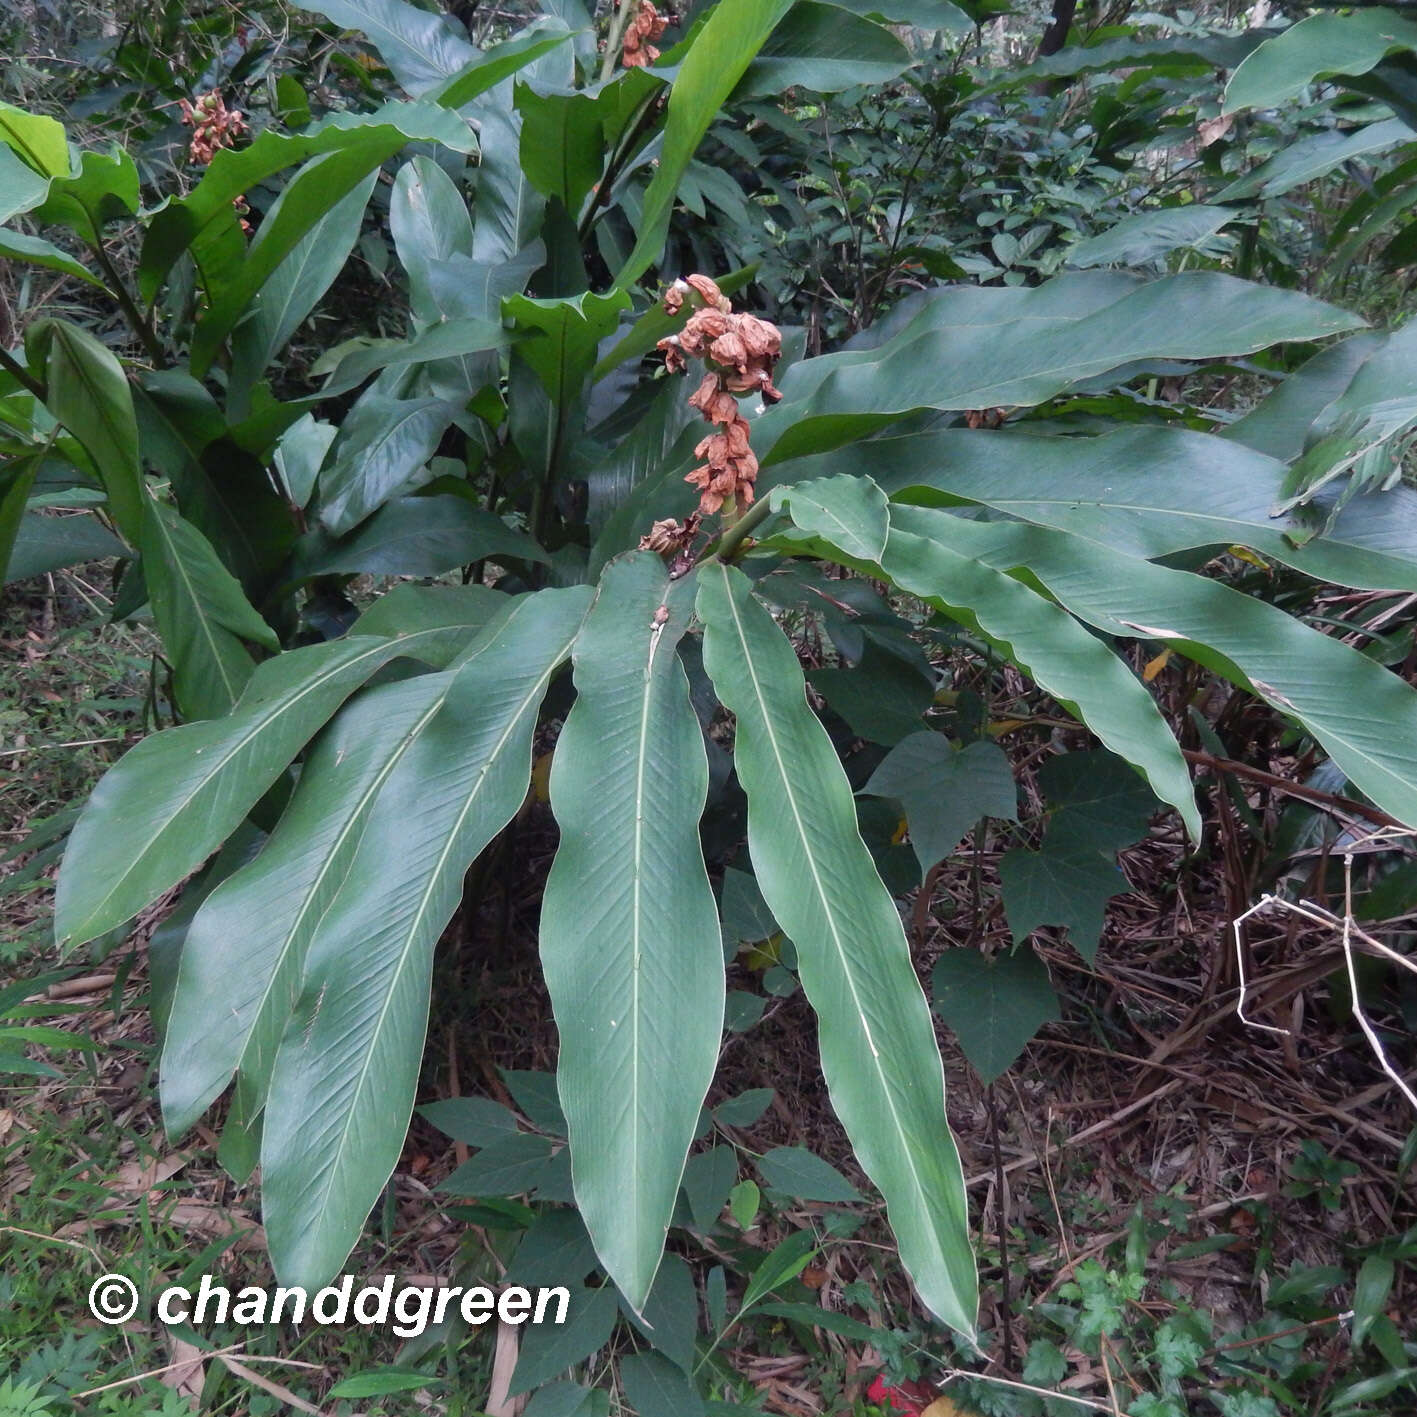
(295, 0, 477, 96)
(160, 669, 472, 1137)
(788, 426, 1417, 593)
(1223, 9, 1417, 115)
(138, 101, 476, 306)
(261, 586, 591, 1288)
(696, 562, 976, 1337)
(755, 272, 1364, 464)
(894, 506, 1417, 829)
(160, 592, 509, 1131)
(54, 621, 483, 949)
(27, 318, 143, 543)
(778, 477, 1200, 840)
(540, 554, 722, 1311)
(227, 170, 377, 416)
(140, 496, 277, 722)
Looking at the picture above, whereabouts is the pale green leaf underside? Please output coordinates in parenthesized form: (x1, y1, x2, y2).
(260, 586, 591, 1289)
(697, 561, 976, 1338)
(541, 554, 722, 1310)
(55, 625, 480, 948)
(896, 505, 1417, 829)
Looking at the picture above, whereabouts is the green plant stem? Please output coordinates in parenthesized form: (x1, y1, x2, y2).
(599, 0, 637, 83)
(698, 495, 776, 566)
(89, 242, 165, 366)
(0, 346, 45, 400)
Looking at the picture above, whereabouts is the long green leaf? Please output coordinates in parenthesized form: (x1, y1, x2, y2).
(737, 2, 912, 96)
(261, 586, 591, 1288)
(5, 511, 124, 583)
(0, 456, 40, 585)
(541, 554, 722, 1310)
(227, 170, 378, 415)
(792, 426, 1417, 592)
(778, 476, 1199, 838)
(756, 272, 1364, 464)
(696, 561, 976, 1337)
(29, 319, 143, 543)
(140, 496, 277, 721)
(0, 230, 104, 288)
(297, 0, 478, 96)
(138, 101, 476, 305)
(161, 658, 491, 1136)
(54, 624, 481, 949)
(1223, 10, 1417, 115)
(615, 0, 796, 287)
(317, 393, 456, 534)
(893, 506, 1417, 829)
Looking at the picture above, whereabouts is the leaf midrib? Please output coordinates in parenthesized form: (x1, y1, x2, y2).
(299, 607, 578, 1253)
(71, 629, 447, 940)
(713, 565, 948, 1266)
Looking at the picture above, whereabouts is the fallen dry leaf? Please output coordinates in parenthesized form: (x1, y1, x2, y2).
(112, 1152, 191, 1196)
(161, 1337, 205, 1407)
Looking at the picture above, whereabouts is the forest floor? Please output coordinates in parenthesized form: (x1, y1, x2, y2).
(2, 565, 1413, 1415)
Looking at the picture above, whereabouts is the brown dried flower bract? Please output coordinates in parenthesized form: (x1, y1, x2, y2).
(654, 275, 782, 518)
(621, 1, 668, 68)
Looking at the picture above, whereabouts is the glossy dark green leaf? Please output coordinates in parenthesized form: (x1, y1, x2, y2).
(0, 456, 40, 585)
(0, 230, 104, 288)
(29, 318, 142, 543)
(140, 496, 277, 721)
(738, 2, 912, 95)
(794, 490, 1199, 838)
(5, 512, 124, 583)
(389, 153, 473, 327)
(931, 948, 1059, 1083)
(697, 562, 976, 1337)
(1065, 205, 1234, 268)
(160, 670, 481, 1136)
(139, 101, 476, 306)
(1224, 10, 1417, 114)
(319, 317, 508, 396)
(848, 425, 1417, 593)
(759, 273, 1364, 464)
(541, 556, 722, 1311)
(297, 0, 477, 97)
(317, 393, 455, 534)
(515, 85, 602, 213)
(894, 505, 1417, 829)
(228, 171, 377, 413)
(291, 495, 546, 580)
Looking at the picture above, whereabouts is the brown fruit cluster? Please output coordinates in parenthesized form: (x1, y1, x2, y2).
(657, 275, 782, 518)
(621, 1, 668, 68)
(178, 92, 246, 165)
